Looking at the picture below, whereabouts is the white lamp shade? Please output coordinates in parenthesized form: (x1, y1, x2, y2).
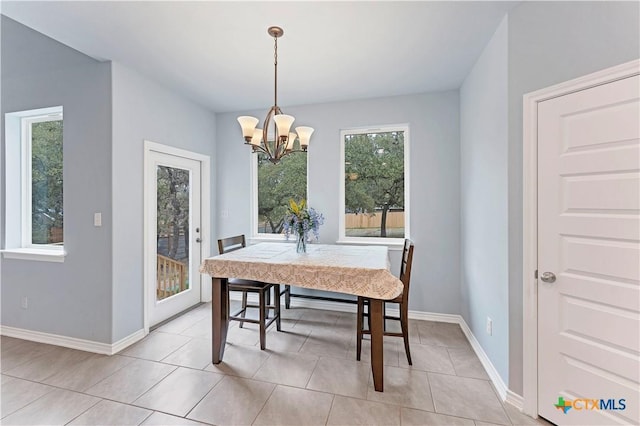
(295, 126, 314, 147)
(273, 114, 295, 137)
(251, 128, 263, 146)
(287, 132, 297, 150)
(238, 116, 259, 139)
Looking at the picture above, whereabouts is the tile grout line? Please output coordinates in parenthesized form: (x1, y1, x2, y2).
(62, 396, 103, 426)
(250, 380, 279, 425)
(182, 374, 226, 423)
(135, 410, 155, 426)
(324, 394, 336, 426)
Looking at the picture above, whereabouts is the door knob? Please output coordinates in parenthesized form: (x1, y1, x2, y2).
(540, 272, 556, 283)
(195, 238, 202, 243)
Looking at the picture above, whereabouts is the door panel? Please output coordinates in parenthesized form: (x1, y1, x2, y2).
(147, 151, 202, 326)
(538, 75, 640, 425)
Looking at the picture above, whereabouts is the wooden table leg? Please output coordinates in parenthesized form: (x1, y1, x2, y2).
(369, 298, 384, 392)
(212, 277, 229, 364)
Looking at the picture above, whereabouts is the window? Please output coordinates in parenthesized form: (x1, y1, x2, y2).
(252, 151, 307, 237)
(3, 106, 65, 260)
(339, 125, 409, 244)
(23, 113, 64, 247)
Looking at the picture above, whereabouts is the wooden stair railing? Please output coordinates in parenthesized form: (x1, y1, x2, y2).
(157, 254, 186, 300)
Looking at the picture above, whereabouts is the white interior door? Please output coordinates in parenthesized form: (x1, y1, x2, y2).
(537, 75, 640, 425)
(146, 149, 202, 327)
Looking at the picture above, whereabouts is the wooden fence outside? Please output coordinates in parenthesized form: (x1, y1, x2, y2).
(157, 254, 186, 300)
(345, 211, 404, 229)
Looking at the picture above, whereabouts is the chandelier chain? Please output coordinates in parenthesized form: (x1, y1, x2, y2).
(273, 34, 278, 108)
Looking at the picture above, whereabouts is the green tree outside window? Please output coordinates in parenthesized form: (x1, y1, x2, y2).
(344, 130, 405, 238)
(257, 152, 307, 234)
(31, 119, 63, 245)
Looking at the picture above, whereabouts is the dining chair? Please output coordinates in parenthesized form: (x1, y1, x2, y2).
(281, 285, 291, 309)
(217, 235, 281, 350)
(356, 239, 414, 365)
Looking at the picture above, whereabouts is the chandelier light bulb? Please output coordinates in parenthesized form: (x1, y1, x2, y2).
(286, 132, 297, 150)
(251, 129, 263, 146)
(237, 116, 259, 142)
(273, 114, 295, 139)
(296, 126, 314, 149)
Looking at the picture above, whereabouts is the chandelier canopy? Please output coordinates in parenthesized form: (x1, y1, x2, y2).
(237, 26, 314, 164)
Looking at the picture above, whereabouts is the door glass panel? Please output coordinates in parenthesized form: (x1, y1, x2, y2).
(156, 165, 190, 301)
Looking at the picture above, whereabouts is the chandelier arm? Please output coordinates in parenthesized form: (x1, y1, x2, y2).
(251, 144, 270, 158)
(262, 105, 284, 160)
(262, 107, 275, 159)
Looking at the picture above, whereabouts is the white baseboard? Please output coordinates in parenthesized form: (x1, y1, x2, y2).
(506, 389, 524, 410)
(457, 318, 513, 404)
(110, 329, 147, 354)
(0, 325, 146, 355)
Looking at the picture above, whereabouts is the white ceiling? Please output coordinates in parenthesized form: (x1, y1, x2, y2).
(2, 1, 517, 113)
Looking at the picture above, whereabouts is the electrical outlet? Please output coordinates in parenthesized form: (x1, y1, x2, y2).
(21, 296, 28, 310)
(94, 212, 102, 227)
(221, 209, 229, 219)
(486, 317, 493, 336)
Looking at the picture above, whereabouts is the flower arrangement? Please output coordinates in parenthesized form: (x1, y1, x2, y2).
(283, 199, 324, 253)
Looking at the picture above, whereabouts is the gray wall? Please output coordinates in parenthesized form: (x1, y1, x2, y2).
(216, 92, 461, 314)
(111, 62, 217, 341)
(1, 17, 113, 343)
(460, 16, 509, 383)
(506, 1, 640, 394)
(1, 18, 217, 344)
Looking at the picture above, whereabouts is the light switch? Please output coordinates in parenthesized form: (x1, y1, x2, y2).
(94, 212, 102, 227)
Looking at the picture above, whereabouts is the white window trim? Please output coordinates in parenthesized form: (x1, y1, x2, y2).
(337, 124, 410, 248)
(1, 106, 65, 262)
(2, 247, 66, 262)
(250, 148, 310, 242)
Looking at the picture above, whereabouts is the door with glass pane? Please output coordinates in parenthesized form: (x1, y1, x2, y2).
(147, 150, 202, 326)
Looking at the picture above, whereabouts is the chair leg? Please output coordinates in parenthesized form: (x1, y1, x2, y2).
(400, 302, 412, 365)
(239, 290, 248, 328)
(259, 289, 267, 350)
(266, 287, 271, 307)
(285, 285, 291, 309)
(382, 302, 387, 332)
(356, 297, 364, 361)
(274, 284, 281, 331)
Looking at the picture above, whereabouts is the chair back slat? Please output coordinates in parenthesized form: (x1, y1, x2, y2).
(218, 235, 247, 255)
(400, 239, 414, 304)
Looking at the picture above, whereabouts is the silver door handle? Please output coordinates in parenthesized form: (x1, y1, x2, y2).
(540, 272, 556, 283)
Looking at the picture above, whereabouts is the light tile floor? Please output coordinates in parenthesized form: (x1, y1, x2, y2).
(0, 302, 550, 425)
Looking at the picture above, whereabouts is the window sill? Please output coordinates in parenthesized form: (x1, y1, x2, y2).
(248, 235, 290, 245)
(336, 239, 405, 251)
(1, 247, 67, 263)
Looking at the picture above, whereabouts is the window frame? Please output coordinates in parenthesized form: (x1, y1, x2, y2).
(250, 149, 310, 241)
(2, 106, 65, 262)
(338, 124, 410, 247)
(21, 112, 64, 250)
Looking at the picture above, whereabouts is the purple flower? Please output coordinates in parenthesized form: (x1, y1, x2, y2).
(283, 199, 325, 241)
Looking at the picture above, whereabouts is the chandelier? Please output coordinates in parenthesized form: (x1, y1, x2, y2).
(237, 26, 314, 164)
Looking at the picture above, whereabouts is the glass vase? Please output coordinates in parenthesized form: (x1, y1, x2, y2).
(296, 232, 307, 253)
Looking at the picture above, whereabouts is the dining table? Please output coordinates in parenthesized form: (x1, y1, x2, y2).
(199, 242, 404, 392)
